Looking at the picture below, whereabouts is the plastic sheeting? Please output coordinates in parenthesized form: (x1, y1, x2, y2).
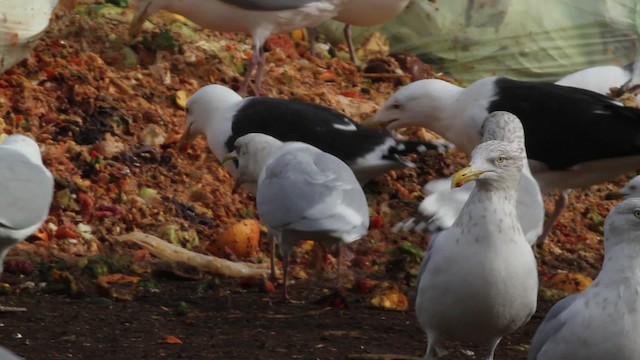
(319, 0, 640, 82)
(0, 0, 59, 74)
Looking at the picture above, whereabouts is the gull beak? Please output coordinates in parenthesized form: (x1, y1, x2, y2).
(221, 151, 237, 165)
(451, 166, 486, 189)
(129, 2, 152, 39)
(604, 190, 626, 200)
(177, 123, 195, 152)
(221, 152, 242, 192)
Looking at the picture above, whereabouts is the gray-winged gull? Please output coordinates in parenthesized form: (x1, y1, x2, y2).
(129, 0, 344, 94)
(372, 76, 640, 243)
(225, 133, 369, 302)
(415, 138, 538, 359)
(394, 111, 544, 246)
(605, 174, 640, 200)
(528, 197, 640, 360)
(178, 84, 452, 193)
(0, 134, 53, 311)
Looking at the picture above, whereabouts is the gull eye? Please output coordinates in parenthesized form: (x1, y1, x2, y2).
(391, 103, 401, 110)
(634, 210, 640, 219)
(496, 155, 506, 164)
(185, 106, 190, 114)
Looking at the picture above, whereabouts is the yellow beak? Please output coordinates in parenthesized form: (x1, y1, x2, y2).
(451, 166, 486, 189)
(604, 190, 625, 200)
(221, 151, 238, 165)
(177, 124, 195, 152)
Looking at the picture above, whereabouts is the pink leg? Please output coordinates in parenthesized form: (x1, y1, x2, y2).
(536, 190, 571, 246)
(238, 42, 260, 95)
(336, 242, 343, 288)
(343, 24, 357, 64)
(253, 45, 266, 95)
(269, 234, 277, 283)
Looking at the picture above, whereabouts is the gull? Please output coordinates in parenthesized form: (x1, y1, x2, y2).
(528, 197, 640, 360)
(225, 133, 369, 302)
(372, 76, 640, 243)
(416, 138, 538, 360)
(605, 174, 640, 200)
(394, 111, 544, 246)
(0, 134, 54, 311)
(178, 84, 452, 193)
(129, 0, 344, 94)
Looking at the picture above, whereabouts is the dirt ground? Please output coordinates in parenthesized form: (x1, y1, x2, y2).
(0, 1, 631, 359)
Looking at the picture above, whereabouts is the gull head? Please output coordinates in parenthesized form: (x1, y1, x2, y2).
(604, 197, 640, 250)
(371, 79, 460, 130)
(452, 140, 523, 189)
(605, 175, 640, 200)
(177, 84, 242, 151)
(0, 134, 43, 165)
(225, 133, 283, 192)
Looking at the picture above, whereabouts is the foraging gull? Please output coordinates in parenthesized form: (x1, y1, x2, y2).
(178, 84, 452, 193)
(0, 135, 53, 310)
(394, 111, 544, 246)
(373, 76, 640, 242)
(129, 0, 344, 94)
(605, 174, 640, 200)
(528, 197, 640, 360)
(225, 133, 369, 302)
(415, 138, 538, 360)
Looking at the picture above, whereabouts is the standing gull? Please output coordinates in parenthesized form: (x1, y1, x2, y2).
(0, 135, 53, 311)
(178, 84, 452, 192)
(394, 111, 544, 246)
(528, 197, 640, 360)
(225, 133, 369, 302)
(372, 76, 640, 242)
(415, 138, 538, 360)
(129, 0, 344, 94)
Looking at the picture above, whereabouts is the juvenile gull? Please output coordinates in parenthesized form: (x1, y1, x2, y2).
(225, 133, 369, 302)
(178, 84, 452, 193)
(394, 111, 544, 246)
(129, 0, 344, 94)
(528, 197, 640, 360)
(0, 135, 54, 311)
(373, 76, 640, 242)
(415, 139, 538, 360)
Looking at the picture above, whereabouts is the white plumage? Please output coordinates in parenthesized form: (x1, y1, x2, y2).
(229, 133, 369, 301)
(178, 84, 451, 193)
(394, 111, 544, 246)
(373, 76, 640, 243)
(528, 197, 640, 360)
(416, 138, 538, 360)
